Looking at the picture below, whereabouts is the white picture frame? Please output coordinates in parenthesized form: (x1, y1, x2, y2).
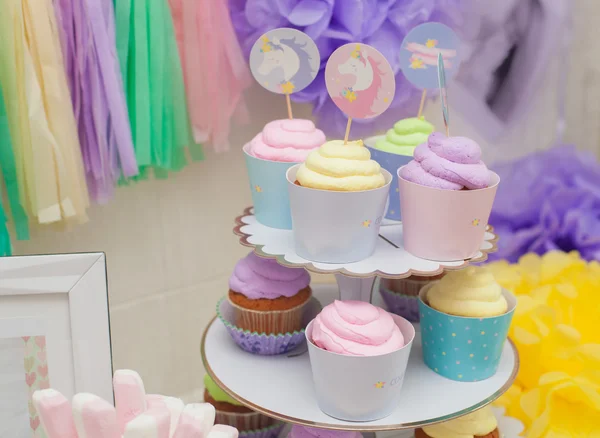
(0, 252, 113, 404)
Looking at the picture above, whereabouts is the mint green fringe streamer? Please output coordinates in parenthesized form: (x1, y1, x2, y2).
(114, 0, 203, 183)
(0, 86, 29, 242)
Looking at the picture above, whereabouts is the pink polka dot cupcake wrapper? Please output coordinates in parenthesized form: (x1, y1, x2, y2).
(417, 284, 516, 382)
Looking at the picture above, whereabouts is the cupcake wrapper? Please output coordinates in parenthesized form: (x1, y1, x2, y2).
(215, 411, 275, 431)
(218, 297, 321, 356)
(381, 276, 443, 297)
(228, 294, 311, 334)
(239, 423, 285, 438)
(418, 284, 516, 382)
(379, 287, 420, 323)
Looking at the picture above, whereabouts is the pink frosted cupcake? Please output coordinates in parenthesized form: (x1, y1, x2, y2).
(305, 301, 415, 421)
(243, 119, 325, 229)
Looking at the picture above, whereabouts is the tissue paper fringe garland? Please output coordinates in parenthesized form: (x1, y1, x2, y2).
(0, 0, 250, 252)
(488, 251, 600, 437)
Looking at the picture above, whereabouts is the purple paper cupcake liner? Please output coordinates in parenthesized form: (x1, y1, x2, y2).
(239, 423, 285, 438)
(217, 298, 321, 356)
(380, 287, 420, 323)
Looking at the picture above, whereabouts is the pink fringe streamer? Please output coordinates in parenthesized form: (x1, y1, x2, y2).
(169, 0, 251, 152)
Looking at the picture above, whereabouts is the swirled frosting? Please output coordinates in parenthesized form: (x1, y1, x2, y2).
(399, 132, 491, 190)
(375, 117, 434, 156)
(427, 267, 508, 317)
(288, 426, 362, 438)
(311, 300, 404, 356)
(296, 140, 386, 191)
(247, 119, 325, 162)
(229, 252, 310, 300)
(421, 406, 498, 438)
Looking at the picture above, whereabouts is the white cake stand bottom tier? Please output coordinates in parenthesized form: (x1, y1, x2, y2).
(201, 286, 519, 431)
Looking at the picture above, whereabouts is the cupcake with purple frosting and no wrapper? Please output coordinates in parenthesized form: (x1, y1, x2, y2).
(227, 252, 312, 334)
(288, 425, 363, 438)
(399, 132, 492, 190)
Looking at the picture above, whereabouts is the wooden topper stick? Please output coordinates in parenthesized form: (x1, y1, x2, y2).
(445, 125, 450, 137)
(344, 117, 352, 144)
(417, 90, 427, 119)
(285, 94, 293, 119)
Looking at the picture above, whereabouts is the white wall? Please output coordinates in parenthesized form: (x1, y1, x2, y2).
(12, 3, 600, 401)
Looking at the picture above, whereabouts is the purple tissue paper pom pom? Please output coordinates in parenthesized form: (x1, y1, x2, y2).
(230, 0, 466, 137)
(489, 145, 600, 263)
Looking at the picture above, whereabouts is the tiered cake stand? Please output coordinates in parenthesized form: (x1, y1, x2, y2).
(200, 207, 518, 432)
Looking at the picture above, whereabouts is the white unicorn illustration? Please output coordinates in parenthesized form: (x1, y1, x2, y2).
(257, 36, 315, 91)
(334, 44, 383, 116)
(337, 45, 374, 91)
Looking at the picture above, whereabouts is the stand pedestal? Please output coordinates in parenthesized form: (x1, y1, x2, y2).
(335, 274, 375, 302)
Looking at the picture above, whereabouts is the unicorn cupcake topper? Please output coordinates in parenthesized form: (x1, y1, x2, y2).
(250, 28, 320, 119)
(325, 43, 395, 144)
(399, 22, 462, 119)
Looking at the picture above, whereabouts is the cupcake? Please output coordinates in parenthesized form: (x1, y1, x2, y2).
(415, 405, 499, 438)
(288, 425, 362, 438)
(418, 266, 516, 381)
(373, 117, 434, 156)
(204, 374, 274, 432)
(228, 252, 311, 334)
(398, 132, 499, 261)
(379, 274, 445, 322)
(305, 300, 415, 421)
(244, 119, 325, 229)
(365, 117, 434, 220)
(287, 140, 391, 263)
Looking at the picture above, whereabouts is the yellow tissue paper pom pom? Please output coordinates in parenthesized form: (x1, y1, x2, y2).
(488, 251, 600, 437)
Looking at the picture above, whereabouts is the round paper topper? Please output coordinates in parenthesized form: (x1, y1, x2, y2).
(325, 44, 395, 119)
(249, 28, 320, 95)
(399, 22, 462, 90)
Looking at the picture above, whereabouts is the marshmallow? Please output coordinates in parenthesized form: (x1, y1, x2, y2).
(123, 407, 171, 438)
(71, 393, 119, 438)
(114, 370, 147, 433)
(208, 424, 239, 438)
(147, 394, 185, 437)
(172, 403, 216, 438)
(32, 389, 78, 438)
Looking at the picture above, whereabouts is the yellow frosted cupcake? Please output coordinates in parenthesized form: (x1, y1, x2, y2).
(427, 267, 508, 317)
(287, 139, 391, 263)
(415, 406, 499, 438)
(296, 140, 385, 191)
(418, 266, 516, 381)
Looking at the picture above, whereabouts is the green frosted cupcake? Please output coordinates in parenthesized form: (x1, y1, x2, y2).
(374, 117, 434, 156)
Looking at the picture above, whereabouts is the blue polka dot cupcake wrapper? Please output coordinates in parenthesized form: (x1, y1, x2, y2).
(417, 285, 516, 382)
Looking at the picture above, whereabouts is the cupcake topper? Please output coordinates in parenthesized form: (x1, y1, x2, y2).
(438, 53, 450, 136)
(325, 43, 395, 144)
(249, 28, 320, 119)
(399, 22, 462, 118)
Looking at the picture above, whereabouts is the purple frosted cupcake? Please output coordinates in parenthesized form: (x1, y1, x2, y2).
(380, 274, 445, 322)
(288, 426, 363, 438)
(228, 252, 312, 334)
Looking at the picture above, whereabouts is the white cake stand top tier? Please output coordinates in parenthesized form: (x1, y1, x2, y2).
(234, 207, 498, 279)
